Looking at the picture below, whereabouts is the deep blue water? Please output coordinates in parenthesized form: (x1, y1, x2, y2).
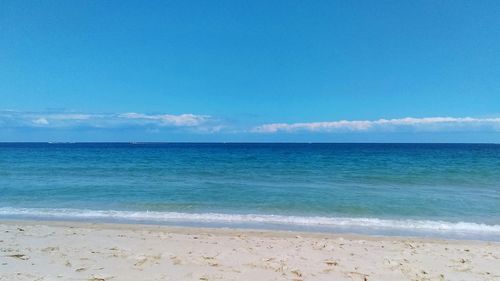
(1, 143, 499, 240)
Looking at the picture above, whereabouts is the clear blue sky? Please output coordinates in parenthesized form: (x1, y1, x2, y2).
(1, 0, 499, 142)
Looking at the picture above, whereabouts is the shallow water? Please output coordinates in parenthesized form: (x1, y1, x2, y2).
(1, 143, 499, 240)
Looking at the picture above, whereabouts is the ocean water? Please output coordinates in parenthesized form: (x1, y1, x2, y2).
(1, 143, 499, 241)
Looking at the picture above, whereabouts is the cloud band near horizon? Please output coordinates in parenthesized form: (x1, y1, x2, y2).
(251, 117, 500, 133)
(0, 110, 212, 129)
(1, 110, 500, 134)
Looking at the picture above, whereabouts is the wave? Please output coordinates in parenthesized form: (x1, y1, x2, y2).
(1, 207, 499, 237)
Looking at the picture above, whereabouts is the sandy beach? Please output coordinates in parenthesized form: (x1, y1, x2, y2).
(0, 221, 498, 281)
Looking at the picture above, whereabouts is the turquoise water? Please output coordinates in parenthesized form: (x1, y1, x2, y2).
(1, 143, 499, 240)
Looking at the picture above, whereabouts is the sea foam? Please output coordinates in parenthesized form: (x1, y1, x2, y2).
(1, 207, 499, 240)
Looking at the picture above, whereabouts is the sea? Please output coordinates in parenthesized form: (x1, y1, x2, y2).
(1, 143, 499, 241)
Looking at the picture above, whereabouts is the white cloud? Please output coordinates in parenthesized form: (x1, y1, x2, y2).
(4, 111, 500, 135)
(252, 117, 500, 133)
(46, 114, 93, 120)
(32, 118, 49, 125)
(118, 113, 209, 126)
(0, 110, 215, 131)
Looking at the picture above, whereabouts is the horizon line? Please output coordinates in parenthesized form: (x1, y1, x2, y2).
(0, 141, 498, 145)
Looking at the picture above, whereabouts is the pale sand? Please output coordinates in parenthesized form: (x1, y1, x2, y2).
(1, 221, 499, 281)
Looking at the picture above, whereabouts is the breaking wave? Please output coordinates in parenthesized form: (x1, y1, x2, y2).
(1, 207, 499, 240)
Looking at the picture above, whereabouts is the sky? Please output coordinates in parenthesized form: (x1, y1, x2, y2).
(1, 0, 500, 142)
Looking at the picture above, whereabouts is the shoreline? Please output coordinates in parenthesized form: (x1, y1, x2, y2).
(2, 207, 499, 242)
(2, 220, 499, 280)
(2, 218, 499, 244)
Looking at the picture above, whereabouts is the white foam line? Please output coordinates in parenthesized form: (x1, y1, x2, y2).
(1, 207, 499, 234)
